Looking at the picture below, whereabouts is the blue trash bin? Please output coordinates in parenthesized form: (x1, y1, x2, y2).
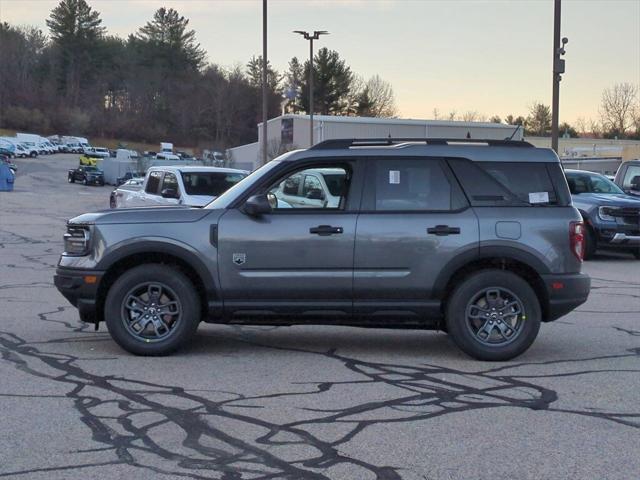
(0, 163, 15, 191)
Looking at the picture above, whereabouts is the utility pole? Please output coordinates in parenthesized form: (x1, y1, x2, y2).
(294, 30, 329, 147)
(551, 0, 568, 153)
(261, 0, 268, 165)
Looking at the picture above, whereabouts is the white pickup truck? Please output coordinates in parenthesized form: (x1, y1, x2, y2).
(112, 166, 248, 208)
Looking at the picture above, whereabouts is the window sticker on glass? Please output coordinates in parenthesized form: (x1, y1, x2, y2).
(529, 191, 549, 204)
(389, 170, 400, 184)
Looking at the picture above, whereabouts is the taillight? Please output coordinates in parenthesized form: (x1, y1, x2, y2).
(570, 221, 585, 261)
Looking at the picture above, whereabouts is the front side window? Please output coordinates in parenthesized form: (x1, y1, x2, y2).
(269, 167, 349, 209)
(145, 171, 162, 194)
(370, 159, 454, 211)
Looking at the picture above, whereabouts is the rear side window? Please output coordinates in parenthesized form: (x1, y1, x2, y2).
(365, 158, 465, 211)
(448, 159, 563, 206)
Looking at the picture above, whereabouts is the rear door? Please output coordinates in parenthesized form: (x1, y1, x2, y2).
(354, 157, 479, 319)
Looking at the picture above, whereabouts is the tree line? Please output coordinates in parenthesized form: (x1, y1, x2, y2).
(0, 0, 397, 149)
(432, 82, 640, 140)
(1, 0, 638, 148)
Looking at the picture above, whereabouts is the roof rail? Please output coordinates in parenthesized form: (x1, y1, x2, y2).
(309, 138, 534, 150)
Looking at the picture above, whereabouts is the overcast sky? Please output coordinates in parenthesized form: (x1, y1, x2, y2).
(1, 0, 638, 123)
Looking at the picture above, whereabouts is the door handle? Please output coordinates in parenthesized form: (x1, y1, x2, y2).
(310, 225, 343, 236)
(427, 225, 461, 236)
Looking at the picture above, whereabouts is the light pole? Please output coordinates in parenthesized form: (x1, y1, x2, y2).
(293, 30, 328, 146)
(261, 0, 268, 165)
(551, 0, 568, 153)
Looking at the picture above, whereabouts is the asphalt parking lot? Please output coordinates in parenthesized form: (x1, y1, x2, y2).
(1, 154, 639, 480)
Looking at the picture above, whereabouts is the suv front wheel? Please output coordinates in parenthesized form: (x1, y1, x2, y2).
(446, 270, 541, 361)
(104, 264, 201, 355)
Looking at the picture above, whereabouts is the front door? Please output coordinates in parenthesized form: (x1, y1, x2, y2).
(217, 161, 360, 320)
(354, 157, 479, 319)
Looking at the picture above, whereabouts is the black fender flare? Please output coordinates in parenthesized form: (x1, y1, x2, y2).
(96, 238, 218, 297)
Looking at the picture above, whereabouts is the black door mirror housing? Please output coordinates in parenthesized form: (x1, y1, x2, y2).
(161, 188, 180, 199)
(244, 194, 272, 216)
(630, 175, 640, 192)
(306, 189, 325, 200)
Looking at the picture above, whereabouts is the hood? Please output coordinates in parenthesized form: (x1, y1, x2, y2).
(572, 193, 640, 207)
(69, 206, 214, 225)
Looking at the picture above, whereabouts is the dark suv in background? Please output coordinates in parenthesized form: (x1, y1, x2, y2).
(55, 138, 590, 361)
(566, 169, 640, 259)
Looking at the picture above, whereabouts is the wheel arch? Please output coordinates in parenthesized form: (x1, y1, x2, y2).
(434, 250, 550, 321)
(95, 241, 218, 323)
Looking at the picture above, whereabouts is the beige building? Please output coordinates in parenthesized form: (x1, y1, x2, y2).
(228, 114, 524, 170)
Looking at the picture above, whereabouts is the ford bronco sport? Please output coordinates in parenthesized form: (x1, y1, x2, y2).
(54, 138, 591, 361)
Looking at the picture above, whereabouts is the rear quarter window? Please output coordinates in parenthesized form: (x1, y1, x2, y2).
(448, 158, 568, 206)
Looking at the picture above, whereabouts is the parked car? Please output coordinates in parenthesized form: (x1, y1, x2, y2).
(614, 160, 640, 197)
(272, 168, 345, 208)
(112, 166, 248, 208)
(565, 169, 640, 259)
(110, 177, 144, 208)
(18, 142, 39, 157)
(54, 138, 591, 360)
(68, 165, 105, 186)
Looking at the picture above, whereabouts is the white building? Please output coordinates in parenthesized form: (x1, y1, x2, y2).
(227, 114, 524, 171)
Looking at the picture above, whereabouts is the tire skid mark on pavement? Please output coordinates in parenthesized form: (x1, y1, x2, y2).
(0, 316, 639, 479)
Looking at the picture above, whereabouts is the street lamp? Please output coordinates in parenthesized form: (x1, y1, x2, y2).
(293, 30, 329, 146)
(551, 0, 568, 153)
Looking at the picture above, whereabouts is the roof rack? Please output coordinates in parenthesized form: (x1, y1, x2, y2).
(309, 138, 534, 150)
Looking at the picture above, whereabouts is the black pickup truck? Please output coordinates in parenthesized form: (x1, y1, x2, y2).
(68, 165, 105, 186)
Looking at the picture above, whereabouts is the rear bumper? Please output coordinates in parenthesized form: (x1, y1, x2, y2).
(541, 272, 591, 321)
(609, 233, 640, 245)
(54, 267, 104, 322)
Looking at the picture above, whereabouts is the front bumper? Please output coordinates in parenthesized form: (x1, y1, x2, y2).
(541, 272, 591, 321)
(54, 267, 104, 322)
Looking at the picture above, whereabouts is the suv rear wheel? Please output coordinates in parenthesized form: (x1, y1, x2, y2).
(446, 270, 541, 361)
(104, 264, 201, 355)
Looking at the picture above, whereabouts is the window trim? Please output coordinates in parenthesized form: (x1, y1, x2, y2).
(230, 158, 363, 213)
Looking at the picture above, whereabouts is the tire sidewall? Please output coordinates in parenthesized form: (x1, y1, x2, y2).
(446, 270, 541, 361)
(104, 264, 201, 355)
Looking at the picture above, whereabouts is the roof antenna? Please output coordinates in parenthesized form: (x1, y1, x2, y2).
(466, 131, 471, 139)
(506, 124, 520, 141)
(387, 131, 392, 144)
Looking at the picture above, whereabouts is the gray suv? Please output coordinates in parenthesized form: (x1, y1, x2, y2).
(54, 138, 591, 361)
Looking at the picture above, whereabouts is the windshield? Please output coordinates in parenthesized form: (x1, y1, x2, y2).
(566, 172, 625, 195)
(180, 171, 247, 196)
(84, 166, 100, 172)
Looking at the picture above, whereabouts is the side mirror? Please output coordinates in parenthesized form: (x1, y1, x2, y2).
(630, 176, 640, 191)
(306, 189, 324, 200)
(244, 194, 272, 216)
(161, 188, 179, 199)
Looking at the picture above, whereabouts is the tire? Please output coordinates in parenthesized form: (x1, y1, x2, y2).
(583, 226, 597, 260)
(30, 151, 37, 158)
(83, 177, 88, 185)
(632, 249, 640, 260)
(104, 264, 201, 355)
(445, 269, 541, 361)
(68, 175, 74, 183)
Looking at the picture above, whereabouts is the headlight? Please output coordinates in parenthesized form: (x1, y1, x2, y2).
(63, 226, 91, 255)
(598, 206, 617, 222)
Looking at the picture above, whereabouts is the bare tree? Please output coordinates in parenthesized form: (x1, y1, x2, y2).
(599, 82, 638, 136)
(462, 111, 479, 122)
(355, 74, 397, 118)
(575, 117, 588, 136)
(447, 110, 457, 121)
